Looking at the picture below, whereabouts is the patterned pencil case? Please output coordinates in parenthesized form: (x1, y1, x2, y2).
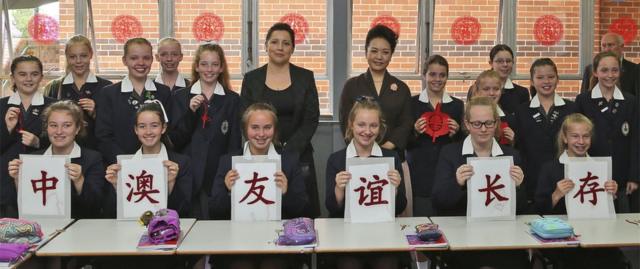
(0, 218, 43, 244)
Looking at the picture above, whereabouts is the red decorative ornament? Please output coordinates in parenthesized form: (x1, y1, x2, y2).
(499, 121, 510, 145)
(421, 103, 450, 142)
(451, 16, 481, 45)
(608, 18, 638, 45)
(193, 12, 225, 42)
(371, 15, 401, 37)
(27, 14, 59, 44)
(111, 15, 143, 43)
(279, 13, 309, 45)
(533, 15, 564, 46)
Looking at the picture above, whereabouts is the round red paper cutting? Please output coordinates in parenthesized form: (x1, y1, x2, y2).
(533, 15, 564, 46)
(193, 12, 225, 42)
(279, 13, 309, 45)
(451, 16, 481, 45)
(608, 18, 638, 45)
(111, 15, 143, 44)
(28, 14, 59, 44)
(371, 15, 401, 37)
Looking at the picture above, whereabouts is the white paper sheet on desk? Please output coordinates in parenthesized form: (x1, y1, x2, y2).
(18, 155, 71, 219)
(467, 156, 515, 221)
(117, 155, 167, 220)
(232, 156, 281, 221)
(345, 157, 395, 223)
(565, 157, 615, 220)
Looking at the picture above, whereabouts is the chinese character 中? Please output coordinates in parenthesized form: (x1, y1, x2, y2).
(31, 170, 59, 206)
(239, 172, 274, 205)
(353, 175, 389, 206)
(572, 171, 605, 206)
(126, 169, 160, 204)
(478, 174, 509, 206)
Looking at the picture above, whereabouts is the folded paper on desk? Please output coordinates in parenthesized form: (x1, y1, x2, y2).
(528, 232, 580, 245)
(137, 232, 180, 250)
(405, 224, 448, 248)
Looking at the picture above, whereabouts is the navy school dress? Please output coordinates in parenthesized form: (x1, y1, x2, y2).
(325, 143, 407, 218)
(512, 94, 576, 204)
(94, 77, 172, 165)
(0, 92, 55, 217)
(209, 145, 308, 220)
(169, 81, 242, 219)
(43, 73, 112, 150)
(406, 91, 464, 216)
(575, 84, 638, 210)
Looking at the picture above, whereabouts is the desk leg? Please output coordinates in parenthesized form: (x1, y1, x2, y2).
(311, 253, 317, 269)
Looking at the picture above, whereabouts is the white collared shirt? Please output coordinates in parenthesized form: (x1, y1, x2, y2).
(8, 91, 45, 106)
(496, 105, 506, 117)
(418, 88, 453, 104)
(529, 93, 566, 108)
(121, 76, 157, 93)
(345, 140, 383, 158)
(558, 150, 590, 165)
(154, 72, 187, 88)
(504, 78, 514, 89)
(62, 72, 98, 85)
(43, 142, 81, 159)
(461, 135, 503, 156)
(189, 80, 225, 96)
(591, 83, 624, 100)
(133, 143, 169, 160)
(242, 141, 279, 159)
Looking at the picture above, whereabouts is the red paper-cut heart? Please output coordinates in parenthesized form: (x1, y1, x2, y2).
(421, 103, 450, 142)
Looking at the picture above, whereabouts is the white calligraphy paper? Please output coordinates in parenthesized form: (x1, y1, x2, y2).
(565, 157, 615, 220)
(117, 155, 167, 220)
(467, 156, 515, 222)
(18, 155, 71, 219)
(231, 156, 281, 221)
(345, 157, 395, 223)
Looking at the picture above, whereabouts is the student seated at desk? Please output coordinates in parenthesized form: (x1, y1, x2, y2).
(325, 98, 407, 269)
(104, 103, 193, 217)
(432, 96, 528, 269)
(8, 100, 105, 219)
(208, 102, 308, 269)
(534, 113, 627, 269)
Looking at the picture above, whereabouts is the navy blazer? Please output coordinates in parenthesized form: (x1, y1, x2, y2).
(95, 81, 172, 165)
(431, 142, 526, 216)
(325, 148, 407, 218)
(580, 59, 638, 97)
(241, 64, 319, 155)
(534, 159, 568, 215)
(209, 150, 308, 220)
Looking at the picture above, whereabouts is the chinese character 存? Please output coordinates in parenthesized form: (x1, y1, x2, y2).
(239, 172, 274, 205)
(353, 175, 389, 206)
(478, 174, 509, 206)
(31, 170, 59, 206)
(126, 170, 160, 204)
(572, 171, 605, 205)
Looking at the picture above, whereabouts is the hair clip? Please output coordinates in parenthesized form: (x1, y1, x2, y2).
(144, 99, 169, 123)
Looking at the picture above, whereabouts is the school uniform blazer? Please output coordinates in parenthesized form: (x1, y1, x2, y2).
(339, 70, 413, 152)
(169, 85, 242, 195)
(0, 95, 55, 206)
(575, 89, 638, 186)
(241, 64, 319, 155)
(580, 59, 638, 96)
(512, 97, 576, 200)
(406, 93, 464, 197)
(431, 142, 526, 216)
(43, 74, 112, 150)
(324, 148, 407, 218)
(534, 159, 568, 215)
(32, 147, 105, 219)
(209, 150, 308, 220)
(94, 81, 172, 165)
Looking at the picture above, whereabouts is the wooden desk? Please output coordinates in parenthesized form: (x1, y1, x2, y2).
(556, 213, 640, 248)
(177, 220, 313, 254)
(36, 219, 196, 256)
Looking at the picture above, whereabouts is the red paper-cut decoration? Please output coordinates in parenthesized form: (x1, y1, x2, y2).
(279, 13, 309, 45)
(533, 15, 564, 46)
(27, 14, 59, 44)
(371, 15, 401, 37)
(111, 15, 143, 44)
(499, 121, 510, 145)
(608, 18, 638, 45)
(451, 16, 481, 45)
(193, 12, 225, 42)
(421, 103, 450, 142)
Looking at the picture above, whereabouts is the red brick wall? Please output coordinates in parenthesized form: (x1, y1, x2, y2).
(597, 0, 640, 63)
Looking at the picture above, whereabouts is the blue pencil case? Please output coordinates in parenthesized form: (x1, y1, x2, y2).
(530, 217, 574, 239)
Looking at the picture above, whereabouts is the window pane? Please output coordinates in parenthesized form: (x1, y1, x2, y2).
(175, 1, 243, 88)
(593, 2, 640, 66)
(351, 0, 420, 75)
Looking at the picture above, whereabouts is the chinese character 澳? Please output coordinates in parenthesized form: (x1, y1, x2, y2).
(239, 172, 275, 205)
(31, 170, 59, 206)
(126, 169, 160, 204)
(354, 175, 389, 206)
(572, 171, 605, 206)
(478, 174, 509, 206)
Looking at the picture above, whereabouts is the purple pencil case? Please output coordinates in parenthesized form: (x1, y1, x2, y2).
(147, 209, 180, 244)
(276, 218, 316, 245)
(0, 243, 29, 263)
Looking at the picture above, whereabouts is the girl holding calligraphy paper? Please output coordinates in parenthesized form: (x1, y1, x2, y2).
(8, 101, 105, 219)
(325, 99, 407, 269)
(406, 55, 463, 217)
(104, 103, 193, 218)
(472, 70, 516, 145)
(1, 55, 56, 217)
(170, 43, 242, 219)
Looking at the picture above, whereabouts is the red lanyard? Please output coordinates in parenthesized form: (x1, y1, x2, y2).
(200, 94, 210, 128)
